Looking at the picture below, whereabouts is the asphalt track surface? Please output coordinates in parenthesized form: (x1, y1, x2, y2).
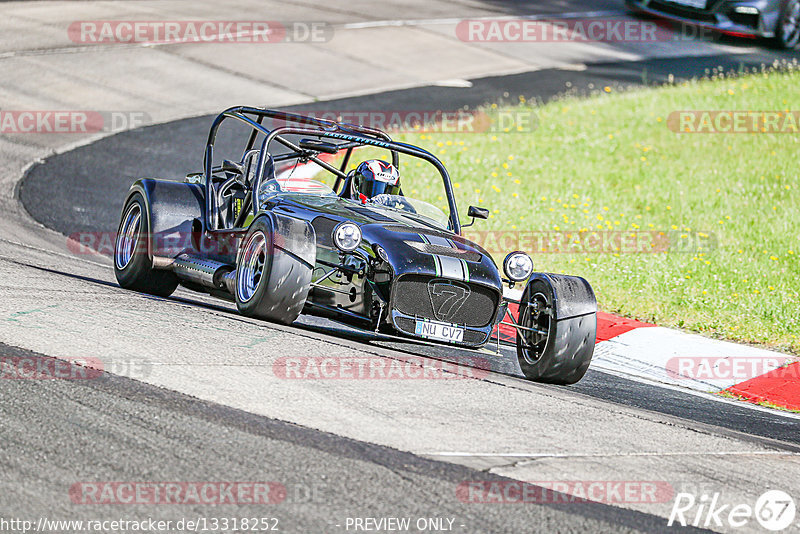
(8, 2, 800, 533)
(22, 52, 800, 447)
(3, 341, 701, 533)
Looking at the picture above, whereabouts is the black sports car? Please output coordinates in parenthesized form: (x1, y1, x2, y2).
(626, 0, 800, 48)
(113, 108, 597, 384)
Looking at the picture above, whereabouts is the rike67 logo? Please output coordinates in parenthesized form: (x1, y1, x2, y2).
(669, 490, 796, 531)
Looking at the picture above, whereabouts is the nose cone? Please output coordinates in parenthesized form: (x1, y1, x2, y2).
(363, 223, 502, 290)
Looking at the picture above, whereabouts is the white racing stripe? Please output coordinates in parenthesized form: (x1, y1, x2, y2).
(437, 255, 466, 280)
(421, 234, 470, 281)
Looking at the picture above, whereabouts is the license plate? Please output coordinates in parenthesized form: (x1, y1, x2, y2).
(414, 320, 465, 343)
(664, 0, 707, 8)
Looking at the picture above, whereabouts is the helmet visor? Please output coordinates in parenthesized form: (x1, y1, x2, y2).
(358, 179, 400, 197)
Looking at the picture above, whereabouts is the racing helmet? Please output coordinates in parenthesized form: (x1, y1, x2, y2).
(350, 160, 401, 199)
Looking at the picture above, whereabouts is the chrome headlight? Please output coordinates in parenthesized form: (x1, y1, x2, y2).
(503, 251, 533, 282)
(332, 222, 362, 253)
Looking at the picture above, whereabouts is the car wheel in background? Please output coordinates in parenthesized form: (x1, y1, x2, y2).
(775, 0, 800, 48)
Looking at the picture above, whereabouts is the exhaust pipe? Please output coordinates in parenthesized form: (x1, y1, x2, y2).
(173, 254, 234, 291)
(222, 269, 237, 294)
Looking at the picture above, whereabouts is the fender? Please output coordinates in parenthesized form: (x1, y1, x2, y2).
(123, 178, 204, 260)
(527, 273, 596, 320)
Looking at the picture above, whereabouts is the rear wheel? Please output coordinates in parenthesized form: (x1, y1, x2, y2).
(114, 192, 178, 297)
(516, 274, 596, 385)
(775, 0, 800, 48)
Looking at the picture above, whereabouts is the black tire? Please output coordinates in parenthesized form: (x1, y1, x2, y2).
(235, 214, 314, 325)
(774, 0, 800, 49)
(114, 192, 179, 297)
(516, 274, 597, 385)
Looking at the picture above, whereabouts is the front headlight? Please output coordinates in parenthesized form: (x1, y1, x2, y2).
(503, 251, 533, 282)
(332, 222, 362, 253)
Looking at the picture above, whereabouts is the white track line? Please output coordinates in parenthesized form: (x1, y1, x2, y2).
(422, 451, 799, 458)
(338, 11, 628, 30)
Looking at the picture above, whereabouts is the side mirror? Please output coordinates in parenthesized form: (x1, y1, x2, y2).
(468, 206, 490, 220)
(463, 205, 490, 228)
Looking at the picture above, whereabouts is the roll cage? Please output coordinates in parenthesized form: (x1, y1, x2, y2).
(203, 107, 461, 235)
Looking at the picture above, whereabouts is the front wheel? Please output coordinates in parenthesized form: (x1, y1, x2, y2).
(114, 192, 179, 297)
(516, 274, 597, 385)
(774, 0, 800, 49)
(235, 214, 314, 325)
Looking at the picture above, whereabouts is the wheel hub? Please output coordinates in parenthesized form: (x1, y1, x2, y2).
(115, 203, 141, 269)
(237, 232, 267, 303)
(520, 292, 551, 365)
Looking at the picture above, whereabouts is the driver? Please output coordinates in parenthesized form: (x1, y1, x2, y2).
(346, 160, 401, 202)
(345, 160, 418, 214)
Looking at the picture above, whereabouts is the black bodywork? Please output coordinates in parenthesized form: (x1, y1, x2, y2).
(266, 196, 503, 347)
(115, 107, 598, 383)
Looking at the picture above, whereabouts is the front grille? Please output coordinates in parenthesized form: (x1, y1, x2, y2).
(405, 241, 482, 263)
(393, 274, 498, 328)
(727, 11, 759, 28)
(649, 0, 717, 22)
(394, 317, 488, 345)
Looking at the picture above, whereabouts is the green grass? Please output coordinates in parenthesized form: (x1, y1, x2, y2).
(340, 66, 800, 354)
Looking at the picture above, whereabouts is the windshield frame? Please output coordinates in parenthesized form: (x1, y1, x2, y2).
(260, 177, 338, 198)
(256, 127, 460, 234)
(365, 194, 450, 229)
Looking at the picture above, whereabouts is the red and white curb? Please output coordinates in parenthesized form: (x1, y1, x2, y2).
(591, 317, 799, 407)
(499, 298, 800, 413)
